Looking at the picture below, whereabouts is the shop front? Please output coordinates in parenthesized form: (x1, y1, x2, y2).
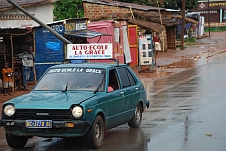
(34, 18, 109, 80)
(197, 0, 226, 24)
(0, 28, 34, 92)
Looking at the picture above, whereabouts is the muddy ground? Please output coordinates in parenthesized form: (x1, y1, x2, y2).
(133, 31, 226, 79)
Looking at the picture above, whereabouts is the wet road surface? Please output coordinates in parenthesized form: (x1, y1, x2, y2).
(141, 51, 226, 151)
(1, 38, 226, 150)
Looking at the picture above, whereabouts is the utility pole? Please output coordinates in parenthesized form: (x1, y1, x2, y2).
(181, 0, 186, 49)
(208, 0, 210, 37)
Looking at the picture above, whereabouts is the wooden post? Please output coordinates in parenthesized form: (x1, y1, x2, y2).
(181, 0, 186, 50)
(3, 42, 6, 61)
(157, 0, 164, 52)
(208, 0, 210, 37)
(10, 34, 15, 93)
(129, 5, 134, 19)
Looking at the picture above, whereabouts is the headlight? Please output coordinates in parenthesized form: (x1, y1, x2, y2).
(71, 106, 83, 118)
(4, 104, 15, 116)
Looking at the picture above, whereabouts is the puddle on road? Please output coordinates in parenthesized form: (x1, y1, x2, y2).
(177, 108, 193, 111)
(136, 59, 197, 79)
(149, 109, 161, 113)
(153, 118, 166, 121)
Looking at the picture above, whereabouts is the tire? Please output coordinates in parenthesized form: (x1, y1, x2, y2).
(128, 104, 142, 128)
(85, 115, 105, 149)
(6, 133, 28, 149)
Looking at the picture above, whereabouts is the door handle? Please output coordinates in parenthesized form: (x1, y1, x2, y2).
(121, 92, 124, 95)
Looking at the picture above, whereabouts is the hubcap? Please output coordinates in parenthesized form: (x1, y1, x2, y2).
(95, 123, 102, 143)
(135, 106, 141, 123)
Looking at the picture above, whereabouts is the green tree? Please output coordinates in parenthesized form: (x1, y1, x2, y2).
(164, 0, 198, 10)
(53, 0, 84, 21)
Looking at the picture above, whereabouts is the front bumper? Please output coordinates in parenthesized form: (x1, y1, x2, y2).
(1, 119, 90, 129)
(1, 119, 91, 137)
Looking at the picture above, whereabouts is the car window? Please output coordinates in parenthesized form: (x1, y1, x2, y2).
(108, 69, 120, 91)
(126, 68, 136, 86)
(34, 67, 105, 91)
(117, 67, 137, 88)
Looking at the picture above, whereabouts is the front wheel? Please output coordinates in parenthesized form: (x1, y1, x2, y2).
(6, 133, 28, 149)
(128, 104, 142, 128)
(85, 115, 105, 149)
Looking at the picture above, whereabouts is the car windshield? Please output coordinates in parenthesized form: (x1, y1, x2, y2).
(34, 67, 105, 91)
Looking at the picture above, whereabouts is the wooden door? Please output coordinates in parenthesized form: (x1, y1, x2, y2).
(128, 25, 138, 66)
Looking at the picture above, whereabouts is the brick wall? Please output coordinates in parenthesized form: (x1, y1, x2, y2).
(83, 2, 169, 51)
(83, 2, 134, 19)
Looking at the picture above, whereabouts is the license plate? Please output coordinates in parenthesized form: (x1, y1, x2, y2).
(25, 120, 52, 128)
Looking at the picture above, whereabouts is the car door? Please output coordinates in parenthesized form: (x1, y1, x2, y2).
(107, 68, 125, 129)
(117, 67, 140, 121)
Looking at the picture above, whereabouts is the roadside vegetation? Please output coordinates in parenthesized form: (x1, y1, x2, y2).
(184, 37, 205, 47)
(176, 37, 201, 50)
(204, 27, 226, 32)
(185, 37, 196, 43)
(53, 0, 83, 21)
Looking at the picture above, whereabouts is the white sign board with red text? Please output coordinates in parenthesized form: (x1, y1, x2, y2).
(67, 43, 113, 59)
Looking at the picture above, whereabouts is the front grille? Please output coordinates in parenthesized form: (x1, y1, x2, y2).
(14, 109, 71, 119)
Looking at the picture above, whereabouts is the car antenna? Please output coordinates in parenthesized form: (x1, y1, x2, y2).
(62, 78, 69, 93)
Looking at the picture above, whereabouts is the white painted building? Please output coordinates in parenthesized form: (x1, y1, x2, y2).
(0, 0, 57, 28)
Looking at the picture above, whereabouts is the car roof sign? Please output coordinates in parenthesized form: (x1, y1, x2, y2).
(66, 43, 113, 59)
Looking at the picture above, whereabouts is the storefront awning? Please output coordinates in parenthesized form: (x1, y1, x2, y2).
(64, 29, 111, 38)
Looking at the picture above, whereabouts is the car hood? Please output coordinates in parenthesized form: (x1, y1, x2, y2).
(6, 91, 95, 109)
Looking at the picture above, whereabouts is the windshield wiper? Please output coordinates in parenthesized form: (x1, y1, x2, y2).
(94, 75, 105, 94)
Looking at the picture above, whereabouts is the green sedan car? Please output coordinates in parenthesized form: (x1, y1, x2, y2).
(0, 60, 149, 149)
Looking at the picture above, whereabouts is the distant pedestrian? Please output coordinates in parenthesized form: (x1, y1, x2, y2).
(18, 45, 35, 91)
(2, 61, 14, 96)
(154, 33, 162, 54)
(154, 33, 162, 58)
